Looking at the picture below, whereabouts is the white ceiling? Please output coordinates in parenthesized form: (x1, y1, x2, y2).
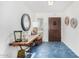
(24, 1, 74, 13)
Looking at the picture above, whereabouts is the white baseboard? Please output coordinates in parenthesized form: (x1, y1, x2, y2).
(62, 41, 79, 57)
(0, 54, 8, 58)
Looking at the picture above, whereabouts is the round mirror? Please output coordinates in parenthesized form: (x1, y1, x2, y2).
(70, 18, 78, 28)
(21, 14, 31, 31)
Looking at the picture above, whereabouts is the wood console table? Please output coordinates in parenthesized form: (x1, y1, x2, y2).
(9, 34, 42, 58)
(9, 34, 42, 47)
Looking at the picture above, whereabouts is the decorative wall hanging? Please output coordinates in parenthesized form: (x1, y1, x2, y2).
(70, 18, 78, 28)
(65, 16, 69, 25)
(21, 14, 31, 31)
(14, 31, 22, 42)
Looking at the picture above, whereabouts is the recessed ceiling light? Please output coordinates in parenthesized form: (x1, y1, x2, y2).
(48, 1, 53, 6)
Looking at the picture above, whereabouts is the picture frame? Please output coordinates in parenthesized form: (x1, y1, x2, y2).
(14, 31, 22, 42)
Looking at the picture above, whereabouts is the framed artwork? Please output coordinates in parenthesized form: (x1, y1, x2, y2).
(37, 18, 43, 31)
(14, 31, 22, 42)
(70, 18, 78, 28)
(65, 16, 69, 25)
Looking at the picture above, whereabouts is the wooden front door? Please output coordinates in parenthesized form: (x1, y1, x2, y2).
(48, 17, 61, 42)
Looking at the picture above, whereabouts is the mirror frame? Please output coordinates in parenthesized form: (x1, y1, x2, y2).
(21, 14, 31, 31)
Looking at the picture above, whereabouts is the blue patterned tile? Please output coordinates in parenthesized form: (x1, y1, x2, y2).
(29, 42, 78, 58)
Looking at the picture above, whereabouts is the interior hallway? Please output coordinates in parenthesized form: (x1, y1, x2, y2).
(0, 1, 79, 58)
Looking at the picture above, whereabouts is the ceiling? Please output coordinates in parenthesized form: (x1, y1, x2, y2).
(24, 1, 74, 13)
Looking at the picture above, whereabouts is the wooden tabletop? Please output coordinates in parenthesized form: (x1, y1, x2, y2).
(9, 34, 40, 46)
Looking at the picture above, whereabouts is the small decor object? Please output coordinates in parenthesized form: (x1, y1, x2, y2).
(65, 16, 69, 25)
(14, 31, 22, 42)
(17, 46, 31, 58)
(17, 46, 25, 58)
(31, 27, 38, 35)
(70, 18, 78, 28)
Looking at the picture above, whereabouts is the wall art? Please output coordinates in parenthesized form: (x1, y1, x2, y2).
(65, 16, 69, 25)
(70, 18, 78, 28)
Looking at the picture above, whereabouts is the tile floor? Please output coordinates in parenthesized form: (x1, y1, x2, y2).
(26, 42, 78, 58)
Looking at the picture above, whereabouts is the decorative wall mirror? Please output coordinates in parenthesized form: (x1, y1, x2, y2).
(21, 14, 31, 31)
(70, 18, 78, 28)
(65, 16, 69, 25)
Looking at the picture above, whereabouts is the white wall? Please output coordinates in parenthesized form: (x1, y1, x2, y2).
(0, 1, 34, 58)
(62, 2, 79, 56)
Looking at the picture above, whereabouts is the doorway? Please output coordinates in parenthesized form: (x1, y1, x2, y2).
(48, 17, 61, 42)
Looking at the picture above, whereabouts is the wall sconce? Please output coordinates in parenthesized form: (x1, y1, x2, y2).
(14, 31, 22, 42)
